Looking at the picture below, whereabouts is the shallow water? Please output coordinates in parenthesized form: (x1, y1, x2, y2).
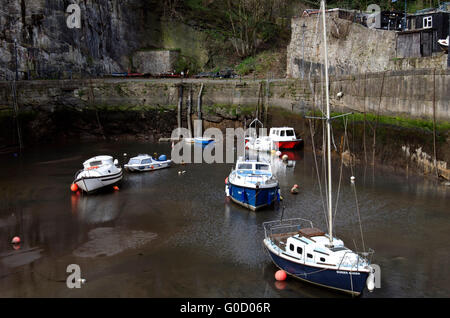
(0, 140, 449, 297)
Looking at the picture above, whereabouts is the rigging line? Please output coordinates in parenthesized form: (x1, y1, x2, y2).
(352, 182, 366, 253)
(342, 116, 365, 253)
(308, 119, 329, 229)
(332, 117, 348, 229)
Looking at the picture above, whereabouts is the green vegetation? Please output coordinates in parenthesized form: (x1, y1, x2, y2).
(307, 110, 450, 135)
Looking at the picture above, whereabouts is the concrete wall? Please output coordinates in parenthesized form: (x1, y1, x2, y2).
(0, 69, 449, 121)
(132, 50, 179, 75)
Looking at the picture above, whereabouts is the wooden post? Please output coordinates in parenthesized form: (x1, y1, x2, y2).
(177, 84, 183, 129)
(265, 80, 270, 127)
(197, 83, 204, 137)
(187, 85, 193, 137)
(10, 81, 23, 150)
(432, 68, 438, 178)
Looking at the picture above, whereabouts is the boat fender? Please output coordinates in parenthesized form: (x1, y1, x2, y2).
(71, 183, 79, 192)
(151, 165, 154, 169)
(225, 177, 228, 184)
(366, 266, 375, 292)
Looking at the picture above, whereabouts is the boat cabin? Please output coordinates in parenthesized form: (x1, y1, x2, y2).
(83, 156, 116, 169)
(235, 159, 271, 174)
(269, 127, 297, 139)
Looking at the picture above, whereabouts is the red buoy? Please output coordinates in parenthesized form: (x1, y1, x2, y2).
(113, 186, 119, 191)
(71, 183, 78, 192)
(275, 270, 287, 281)
(11, 236, 21, 244)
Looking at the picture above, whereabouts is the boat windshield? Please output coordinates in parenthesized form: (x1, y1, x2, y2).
(238, 163, 253, 170)
(256, 164, 269, 171)
(286, 130, 295, 136)
(90, 160, 102, 167)
(129, 159, 140, 165)
(141, 159, 152, 164)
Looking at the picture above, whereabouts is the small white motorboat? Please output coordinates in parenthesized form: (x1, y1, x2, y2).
(73, 155, 123, 193)
(124, 154, 172, 172)
(438, 35, 449, 52)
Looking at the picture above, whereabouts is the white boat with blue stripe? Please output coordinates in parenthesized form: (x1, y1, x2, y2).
(124, 154, 172, 172)
(225, 157, 280, 211)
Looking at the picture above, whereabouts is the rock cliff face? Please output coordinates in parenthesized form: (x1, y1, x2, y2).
(0, 0, 162, 79)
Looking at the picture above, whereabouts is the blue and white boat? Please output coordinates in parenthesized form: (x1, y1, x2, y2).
(225, 157, 280, 211)
(263, 1, 376, 296)
(124, 154, 172, 172)
(194, 137, 214, 145)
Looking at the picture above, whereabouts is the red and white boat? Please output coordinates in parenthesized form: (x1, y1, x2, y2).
(269, 127, 304, 150)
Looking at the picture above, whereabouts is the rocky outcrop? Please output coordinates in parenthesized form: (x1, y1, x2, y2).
(0, 0, 162, 80)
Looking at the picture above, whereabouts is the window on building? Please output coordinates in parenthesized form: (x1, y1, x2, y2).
(423, 16, 432, 29)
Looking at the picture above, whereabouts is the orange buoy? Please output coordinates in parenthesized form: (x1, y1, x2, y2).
(113, 186, 119, 191)
(151, 165, 154, 169)
(275, 270, 287, 281)
(11, 236, 21, 244)
(71, 183, 79, 192)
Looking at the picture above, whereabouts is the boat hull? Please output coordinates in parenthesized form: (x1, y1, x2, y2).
(125, 160, 171, 172)
(226, 182, 279, 211)
(274, 140, 304, 150)
(75, 171, 123, 193)
(266, 248, 368, 296)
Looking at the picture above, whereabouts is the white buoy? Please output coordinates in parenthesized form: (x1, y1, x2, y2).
(123, 153, 127, 156)
(337, 91, 344, 98)
(276, 151, 282, 157)
(350, 176, 355, 182)
(282, 154, 289, 162)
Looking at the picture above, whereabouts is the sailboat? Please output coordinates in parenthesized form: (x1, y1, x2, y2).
(262, 1, 376, 296)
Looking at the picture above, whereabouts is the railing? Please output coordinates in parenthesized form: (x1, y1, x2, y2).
(337, 248, 375, 272)
(263, 217, 314, 239)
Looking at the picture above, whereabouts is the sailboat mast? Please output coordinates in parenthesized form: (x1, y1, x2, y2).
(321, 0, 333, 246)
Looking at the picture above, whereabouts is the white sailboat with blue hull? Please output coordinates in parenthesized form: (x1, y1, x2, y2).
(263, 0, 376, 296)
(226, 157, 280, 211)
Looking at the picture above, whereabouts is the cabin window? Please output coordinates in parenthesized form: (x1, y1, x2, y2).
(297, 247, 303, 255)
(286, 130, 294, 137)
(141, 159, 152, 164)
(238, 163, 253, 170)
(129, 159, 140, 165)
(289, 244, 294, 251)
(256, 164, 269, 171)
(320, 257, 326, 262)
(307, 253, 313, 258)
(90, 160, 102, 167)
(280, 130, 285, 136)
(423, 16, 432, 29)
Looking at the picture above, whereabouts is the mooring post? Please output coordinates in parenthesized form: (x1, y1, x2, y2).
(187, 85, 193, 137)
(177, 84, 183, 129)
(197, 83, 204, 137)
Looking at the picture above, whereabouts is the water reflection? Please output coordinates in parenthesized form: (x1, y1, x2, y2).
(71, 191, 121, 225)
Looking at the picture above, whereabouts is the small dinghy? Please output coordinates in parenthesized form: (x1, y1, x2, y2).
(73, 156, 123, 193)
(124, 154, 172, 172)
